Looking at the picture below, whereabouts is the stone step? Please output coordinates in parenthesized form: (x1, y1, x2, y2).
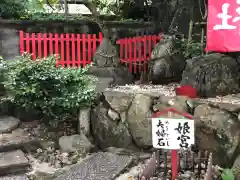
(0, 150, 30, 176)
(0, 116, 20, 134)
(54, 152, 133, 180)
(0, 174, 29, 180)
(0, 129, 39, 152)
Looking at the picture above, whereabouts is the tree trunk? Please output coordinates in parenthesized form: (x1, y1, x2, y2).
(64, 0, 68, 16)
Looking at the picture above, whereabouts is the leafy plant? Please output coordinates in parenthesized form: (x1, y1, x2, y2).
(221, 169, 235, 180)
(174, 37, 206, 59)
(0, 54, 97, 126)
(26, 12, 85, 21)
(93, 0, 121, 15)
(0, 0, 29, 19)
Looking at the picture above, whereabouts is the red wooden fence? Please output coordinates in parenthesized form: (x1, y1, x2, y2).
(116, 34, 162, 73)
(19, 31, 161, 72)
(19, 31, 103, 67)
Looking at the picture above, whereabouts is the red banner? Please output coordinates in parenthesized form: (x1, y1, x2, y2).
(206, 0, 240, 52)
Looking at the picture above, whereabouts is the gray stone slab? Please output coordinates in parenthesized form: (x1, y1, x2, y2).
(95, 77, 113, 93)
(0, 116, 20, 133)
(0, 129, 38, 152)
(0, 174, 29, 180)
(0, 150, 29, 175)
(54, 152, 133, 180)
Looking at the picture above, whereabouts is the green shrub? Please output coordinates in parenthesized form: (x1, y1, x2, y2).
(0, 54, 96, 125)
(0, 0, 28, 19)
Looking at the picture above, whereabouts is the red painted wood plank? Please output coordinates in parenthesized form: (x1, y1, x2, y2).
(37, 33, 42, 58)
(71, 33, 76, 67)
(60, 34, 65, 67)
(82, 34, 86, 67)
(54, 33, 59, 67)
(19, 31, 25, 55)
(31, 33, 36, 60)
(77, 34, 81, 67)
(43, 33, 48, 58)
(26, 33, 30, 54)
(65, 33, 70, 67)
(49, 33, 53, 55)
(87, 34, 92, 65)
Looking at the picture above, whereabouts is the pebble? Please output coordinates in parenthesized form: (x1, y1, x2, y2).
(106, 84, 178, 96)
(180, 173, 191, 179)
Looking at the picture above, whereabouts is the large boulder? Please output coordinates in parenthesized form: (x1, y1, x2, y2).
(151, 35, 175, 59)
(181, 53, 240, 97)
(90, 100, 133, 149)
(127, 94, 153, 148)
(194, 104, 240, 167)
(58, 134, 94, 153)
(150, 54, 186, 84)
(150, 35, 186, 84)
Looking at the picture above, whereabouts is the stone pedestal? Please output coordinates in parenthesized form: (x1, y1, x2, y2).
(78, 108, 91, 136)
(0, 28, 20, 60)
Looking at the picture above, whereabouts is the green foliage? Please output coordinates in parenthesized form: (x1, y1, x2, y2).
(26, 12, 86, 21)
(27, 0, 60, 12)
(0, 55, 97, 125)
(183, 40, 205, 58)
(221, 169, 235, 180)
(0, 0, 28, 19)
(175, 37, 206, 58)
(93, 0, 121, 15)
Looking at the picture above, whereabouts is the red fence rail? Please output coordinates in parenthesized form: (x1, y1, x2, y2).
(19, 31, 161, 72)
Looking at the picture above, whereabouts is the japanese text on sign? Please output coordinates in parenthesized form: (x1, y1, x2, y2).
(206, 0, 240, 51)
(152, 118, 195, 150)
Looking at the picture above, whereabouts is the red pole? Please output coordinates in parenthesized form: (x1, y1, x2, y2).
(172, 85, 197, 180)
(171, 150, 178, 180)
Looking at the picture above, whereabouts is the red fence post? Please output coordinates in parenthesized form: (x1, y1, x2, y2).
(19, 31, 25, 55)
(87, 34, 92, 65)
(129, 38, 133, 72)
(54, 33, 59, 67)
(71, 33, 76, 67)
(37, 33, 42, 59)
(26, 33, 30, 55)
(143, 35, 147, 72)
(59, 33, 65, 67)
(137, 36, 142, 73)
(49, 33, 53, 56)
(66, 33, 70, 67)
(82, 34, 86, 67)
(92, 34, 97, 54)
(31, 33, 36, 60)
(76, 34, 81, 67)
(43, 33, 48, 58)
